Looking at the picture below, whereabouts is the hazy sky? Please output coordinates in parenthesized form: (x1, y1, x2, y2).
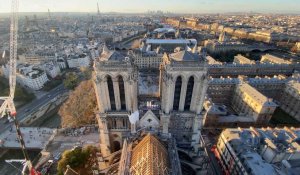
(0, 0, 300, 13)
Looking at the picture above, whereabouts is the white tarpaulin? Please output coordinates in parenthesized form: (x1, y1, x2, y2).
(128, 111, 139, 124)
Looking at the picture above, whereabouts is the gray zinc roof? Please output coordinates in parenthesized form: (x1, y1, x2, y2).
(169, 50, 199, 61)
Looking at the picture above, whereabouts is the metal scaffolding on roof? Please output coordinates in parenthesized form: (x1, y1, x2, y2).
(130, 134, 170, 175)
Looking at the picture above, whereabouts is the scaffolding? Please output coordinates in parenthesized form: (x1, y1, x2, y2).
(130, 134, 170, 175)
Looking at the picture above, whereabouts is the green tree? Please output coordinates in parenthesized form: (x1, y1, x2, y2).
(0, 76, 9, 96)
(63, 72, 79, 90)
(14, 86, 35, 102)
(0, 76, 35, 104)
(57, 146, 97, 175)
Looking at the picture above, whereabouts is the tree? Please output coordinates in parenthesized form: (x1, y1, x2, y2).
(0, 76, 35, 104)
(14, 86, 35, 102)
(59, 80, 97, 128)
(63, 72, 79, 90)
(57, 146, 98, 175)
(80, 67, 92, 80)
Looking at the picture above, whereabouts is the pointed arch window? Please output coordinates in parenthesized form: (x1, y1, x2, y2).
(173, 76, 182, 110)
(184, 76, 194, 111)
(107, 76, 116, 110)
(118, 76, 126, 110)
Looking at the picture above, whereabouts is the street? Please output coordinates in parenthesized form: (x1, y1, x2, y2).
(0, 84, 68, 133)
(201, 130, 223, 175)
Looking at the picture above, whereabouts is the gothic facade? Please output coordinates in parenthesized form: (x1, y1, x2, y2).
(93, 46, 208, 156)
(160, 51, 208, 148)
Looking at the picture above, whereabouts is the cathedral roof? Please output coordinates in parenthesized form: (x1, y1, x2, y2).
(130, 134, 170, 175)
(99, 45, 125, 61)
(169, 50, 199, 61)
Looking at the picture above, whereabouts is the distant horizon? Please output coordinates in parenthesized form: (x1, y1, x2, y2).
(0, 11, 299, 15)
(1, 0, 300, 14)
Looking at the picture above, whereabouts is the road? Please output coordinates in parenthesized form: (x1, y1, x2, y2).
(200, 133, 223, 175)
(0, 84, 68, 133)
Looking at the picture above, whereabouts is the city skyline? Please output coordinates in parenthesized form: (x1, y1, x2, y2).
(0, 0, 300, 14)
(0, 0, 300, 174)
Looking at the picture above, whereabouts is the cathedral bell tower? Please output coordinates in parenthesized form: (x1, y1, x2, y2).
(160, 50, 208, 151)
(93, 45, 138, 156)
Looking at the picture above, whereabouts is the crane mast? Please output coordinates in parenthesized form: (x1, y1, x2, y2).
(0, 0, 41, 174)
(9, 0, 18, 103)
(0, 0, 17, 117)
(7, 0, 18, 118)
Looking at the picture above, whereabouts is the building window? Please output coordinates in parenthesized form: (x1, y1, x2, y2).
(107, 76, 116, 110)
(123, 118, 126, 128)
(184, 76, 194, 111)
(173, 76, 182, 110)
(118, 76, 126, 110)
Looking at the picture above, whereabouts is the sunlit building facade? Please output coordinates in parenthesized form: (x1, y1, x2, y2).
(231, 83, 278, 124)
(279, 81, 300, 121)
(215, 127, 300, 175)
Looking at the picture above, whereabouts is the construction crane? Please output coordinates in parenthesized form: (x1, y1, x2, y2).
(0, 0, 40, 174)
(0, 0, 17, 118)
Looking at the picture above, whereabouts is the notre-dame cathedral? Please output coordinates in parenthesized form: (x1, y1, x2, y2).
(93, 44, 208, 158)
